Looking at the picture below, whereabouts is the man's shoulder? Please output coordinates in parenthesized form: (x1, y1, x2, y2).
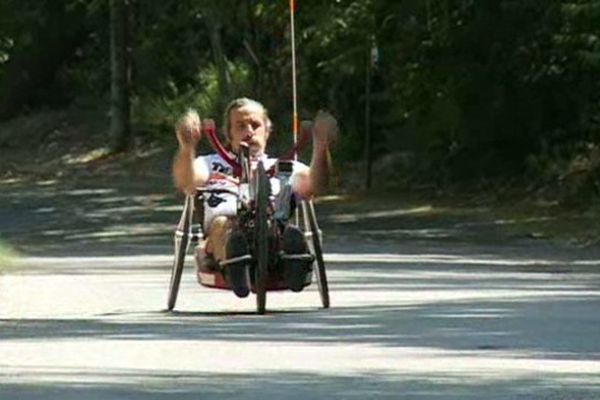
(196, 152, 226, 166)
(196, 152, 221, 162)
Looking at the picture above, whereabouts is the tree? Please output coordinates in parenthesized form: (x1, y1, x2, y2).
(109, 0, 132, 152)
(0, 0, 87, 119)
(204, 0, 233, 105)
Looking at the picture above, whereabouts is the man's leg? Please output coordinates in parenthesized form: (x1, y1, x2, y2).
(206, 216, 251, 298)
(205, 215, 233, 262)
(195, 216, 230, 272)
(281, 225, 314, 292)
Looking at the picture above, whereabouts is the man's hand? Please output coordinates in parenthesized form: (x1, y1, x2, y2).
(175, 109, 202, 149)
(312, 110, 338, 147)
(292, 110, 337, 199)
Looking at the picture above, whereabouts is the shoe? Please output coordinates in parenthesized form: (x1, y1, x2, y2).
(223, 230, 251, 298)
(281, 225, 314, 292)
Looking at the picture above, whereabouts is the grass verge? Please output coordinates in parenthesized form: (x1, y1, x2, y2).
(0, 240, 19, 272)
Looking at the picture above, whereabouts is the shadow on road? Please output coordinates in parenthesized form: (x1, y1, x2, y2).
(2, 261, 599, 358)
(2, 177, 600, 399)
(2, 368, 597, 400)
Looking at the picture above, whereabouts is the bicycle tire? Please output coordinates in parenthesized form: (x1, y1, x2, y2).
(254, 162, 270, 314)
(167, 196, 193, 311)
(304, 200, 330, 308)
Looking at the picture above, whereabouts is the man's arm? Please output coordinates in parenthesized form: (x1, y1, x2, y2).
(292, 111, 338, 199)
(172, 147, 204, 194)
(171, 110, 208, 194)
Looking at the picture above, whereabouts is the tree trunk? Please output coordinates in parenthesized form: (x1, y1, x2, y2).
(0, 3, 86, 119)
(243, 0, 262, 97)
(205, 2, 233, 106)
(109, 0, 132, 152)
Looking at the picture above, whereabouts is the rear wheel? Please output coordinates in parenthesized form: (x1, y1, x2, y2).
(254, 162, 270, 314)
(167, 196, 194, 311)
(303, 200, 330, 308)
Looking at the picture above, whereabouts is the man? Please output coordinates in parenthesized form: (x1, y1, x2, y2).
(172, 97, 337, 297)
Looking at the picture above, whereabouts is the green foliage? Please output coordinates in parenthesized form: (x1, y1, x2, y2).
(2, 0, 600, 191)
(0, 240, 19, 271)
(133, 61, 253, 142)
(360, 0, 600, 182)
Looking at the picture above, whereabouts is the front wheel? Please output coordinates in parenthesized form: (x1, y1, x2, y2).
(254, 162, 270, 314)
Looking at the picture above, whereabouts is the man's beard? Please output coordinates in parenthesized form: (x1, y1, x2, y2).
(247, 141, 264, 157)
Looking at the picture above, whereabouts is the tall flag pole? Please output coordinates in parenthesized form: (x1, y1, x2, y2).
(290, 0, 301, 227)
(289, 0, 298, 161)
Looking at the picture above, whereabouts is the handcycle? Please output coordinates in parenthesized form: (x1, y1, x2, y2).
(166, 122, 330, 314)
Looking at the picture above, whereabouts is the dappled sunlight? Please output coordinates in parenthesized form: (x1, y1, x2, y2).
(7, 253, 600, 324)
(13, 254, 173, 269)
(34, 207, 57, 214)
(14, 252, 600, 270)
(327, 205, 436, 223)
(86, 205, 163, 215)
(0, 344, 599, 398)
(2, 174, 600, 399)
(35, 179, 58, 186)
(60, 147, 111, 165)
(40, 229, 69, 237)
(2, 249, 600, 398)
(0, 177, 25, 185)
(327, 252, 600, 267)
(63, 188, 117, 196)
(87, 194, 170, 205)
(427, 312, 511, 319)
(0, 183, 180, 257)
(493, 216, 556, 225)
(62, 223, 174, 240)
(313, 194, 349, 203)
(358, 228, 458, 239)
(154, 204, 187, 212)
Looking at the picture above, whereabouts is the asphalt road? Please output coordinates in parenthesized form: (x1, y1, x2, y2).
(1, 177, 600, 399)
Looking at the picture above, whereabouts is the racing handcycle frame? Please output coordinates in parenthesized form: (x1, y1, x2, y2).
(166, 124, 329, 314)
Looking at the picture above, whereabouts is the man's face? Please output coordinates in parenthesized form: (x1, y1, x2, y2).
(228, 107, 269, 157)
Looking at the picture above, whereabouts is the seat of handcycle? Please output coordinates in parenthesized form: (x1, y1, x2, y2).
(191, 188, 313, 292)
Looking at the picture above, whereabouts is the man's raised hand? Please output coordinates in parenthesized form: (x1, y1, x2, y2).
(313, 110, 338, 147)
(175, 109, 202, 149)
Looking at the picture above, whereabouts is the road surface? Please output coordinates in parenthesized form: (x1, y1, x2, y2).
(1, 177, 599, 399)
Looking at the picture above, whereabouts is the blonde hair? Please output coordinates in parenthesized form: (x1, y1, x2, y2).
(222, 97, 272, 145)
